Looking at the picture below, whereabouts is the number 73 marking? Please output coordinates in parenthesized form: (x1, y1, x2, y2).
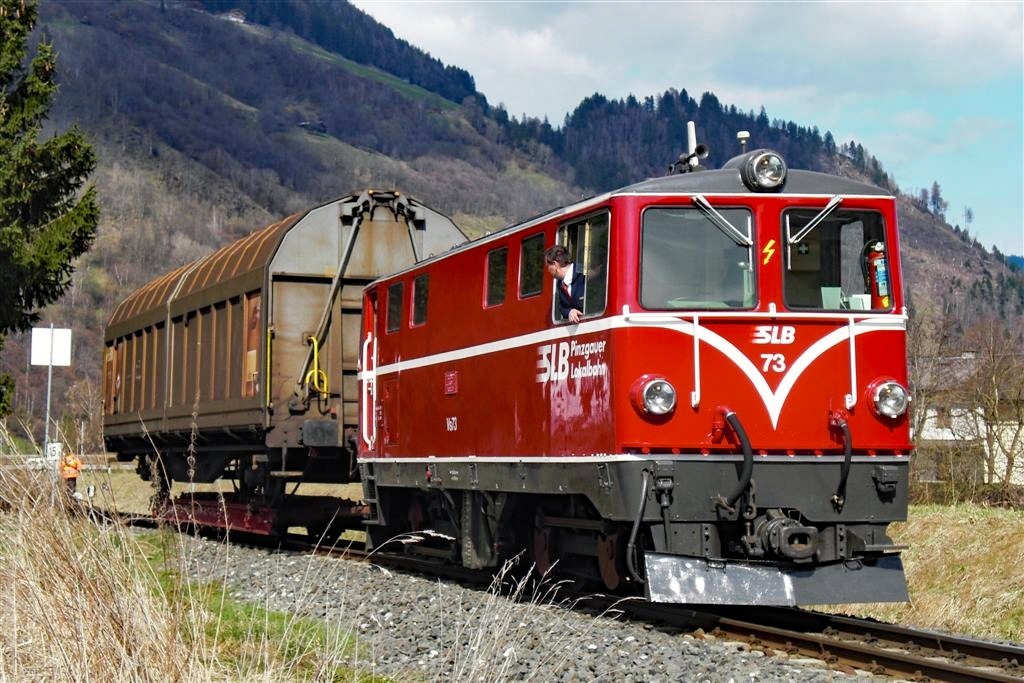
(760, 353, 787, 373)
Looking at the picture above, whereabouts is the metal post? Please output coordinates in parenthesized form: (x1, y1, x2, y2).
(44, 323, 53, 455)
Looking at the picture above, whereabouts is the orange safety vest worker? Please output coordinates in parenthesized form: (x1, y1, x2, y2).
(60, 453, 82, 480)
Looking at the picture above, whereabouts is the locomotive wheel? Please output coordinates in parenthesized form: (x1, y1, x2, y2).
(597, 531, 625, 591)
(530, 526, 559, 577)
(407, 496, 424, 531)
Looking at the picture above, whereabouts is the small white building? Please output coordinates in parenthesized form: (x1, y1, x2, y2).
(913, 353, 1024, 486)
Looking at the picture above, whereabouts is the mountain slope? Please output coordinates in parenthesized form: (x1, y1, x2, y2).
(2, 0, 1019, 447)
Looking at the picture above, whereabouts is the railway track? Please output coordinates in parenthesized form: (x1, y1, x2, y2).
(610, 600, 1024, 683)
(101, 506, 1024, 682)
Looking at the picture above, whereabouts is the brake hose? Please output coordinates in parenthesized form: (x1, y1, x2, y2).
(626, 469, 650, 584)
(713, 410, 753, 513)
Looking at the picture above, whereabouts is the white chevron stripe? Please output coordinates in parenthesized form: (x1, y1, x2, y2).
(364, 312, 905, 428)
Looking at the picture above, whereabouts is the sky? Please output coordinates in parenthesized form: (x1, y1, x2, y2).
(352, 1, 1024, 256)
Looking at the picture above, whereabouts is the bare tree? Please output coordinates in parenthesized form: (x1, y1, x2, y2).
(62, 378, 104, 454)
(953, 317, 1024, 486)
(907, 304, 958, 443)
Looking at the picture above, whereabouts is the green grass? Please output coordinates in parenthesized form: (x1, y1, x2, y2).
(136, 527, 382, 681)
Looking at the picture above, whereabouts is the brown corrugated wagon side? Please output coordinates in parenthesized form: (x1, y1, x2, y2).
(103, 190, 466, 534)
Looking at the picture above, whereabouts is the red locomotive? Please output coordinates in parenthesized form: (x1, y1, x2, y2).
(106, 128, 912, 605)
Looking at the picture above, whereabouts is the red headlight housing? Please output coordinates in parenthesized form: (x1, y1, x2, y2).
(630, 375, 677, 417)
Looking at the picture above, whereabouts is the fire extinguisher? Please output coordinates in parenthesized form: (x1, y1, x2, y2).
(863, 241, 890, 309)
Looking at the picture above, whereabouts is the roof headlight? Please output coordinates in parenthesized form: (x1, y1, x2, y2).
(742, 149, 787, 191)
(631, 376, 677, 416)
(870, 380, 910, 419)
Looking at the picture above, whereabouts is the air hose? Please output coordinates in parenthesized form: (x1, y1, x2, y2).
(626, 469, 651, 584)
(713, 409, 753, 514)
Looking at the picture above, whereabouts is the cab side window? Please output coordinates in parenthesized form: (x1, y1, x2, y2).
(554, 212, 610, 319)
(386, 282, 404, 332)
(485, 247, 507, 307)
(412, 274, 429, 326)
(519, 233, 545, 298)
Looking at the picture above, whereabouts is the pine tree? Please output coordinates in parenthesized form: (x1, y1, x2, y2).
(929, 181, 948, 218)
(0, 0, 99, 415)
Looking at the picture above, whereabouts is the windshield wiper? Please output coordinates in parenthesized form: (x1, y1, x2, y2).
(787, 195, 843, 244)
(692, 195, 752, 247)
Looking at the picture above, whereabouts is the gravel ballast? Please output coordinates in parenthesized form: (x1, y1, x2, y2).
(178, 534, 882, 682)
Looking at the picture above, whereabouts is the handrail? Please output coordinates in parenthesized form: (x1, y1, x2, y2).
(691, 314, 701, 408)
(360, 333, 376, 449)
(845, 318, 857, 409)
(831, 416, 853, 512)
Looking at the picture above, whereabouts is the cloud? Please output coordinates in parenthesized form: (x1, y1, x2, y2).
(351, 0, 1023, 254)
(355, 1, 1021, 123)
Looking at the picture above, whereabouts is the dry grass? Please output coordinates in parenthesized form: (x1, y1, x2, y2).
(0, 468, 373, 681)
(0, 468, 209, 681)
(65, 469, 1024, 644)
(839, 505, 1024, 641)
(441, 561, 626, 681)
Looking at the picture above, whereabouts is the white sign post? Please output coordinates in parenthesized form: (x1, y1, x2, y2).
(30, 325, 72, 457)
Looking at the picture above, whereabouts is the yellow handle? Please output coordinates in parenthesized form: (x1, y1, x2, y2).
(305, 336, 329, 398)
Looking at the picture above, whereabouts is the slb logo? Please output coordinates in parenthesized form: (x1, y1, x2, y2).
(536, 342, 570, 383)
(752, 325, 795, 345)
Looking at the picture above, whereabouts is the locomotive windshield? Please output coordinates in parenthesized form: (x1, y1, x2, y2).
(783, 208, 891, 311)
(640, 207, 754, 309)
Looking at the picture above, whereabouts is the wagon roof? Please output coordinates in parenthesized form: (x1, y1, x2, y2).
(106, 211, 302, 330)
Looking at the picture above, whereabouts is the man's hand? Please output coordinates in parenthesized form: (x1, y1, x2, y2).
(569, 309, 582, 323)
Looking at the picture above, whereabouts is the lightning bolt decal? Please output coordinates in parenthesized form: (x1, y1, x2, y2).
(762, 239, 776, 266)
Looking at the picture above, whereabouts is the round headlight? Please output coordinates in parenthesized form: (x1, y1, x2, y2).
(742, 150, 787, 191)
(871, 381, 910, 419)
(641, 378, 677, 415)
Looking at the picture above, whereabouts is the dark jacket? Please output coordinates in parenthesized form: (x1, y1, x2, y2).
(556, 270, 586, 319)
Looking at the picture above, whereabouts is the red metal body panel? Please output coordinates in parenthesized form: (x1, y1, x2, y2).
(359, 193, 910, 461)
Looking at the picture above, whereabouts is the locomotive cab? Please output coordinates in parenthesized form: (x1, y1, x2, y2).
(610, 150, 910, 604)
(357, 137, 911, 606)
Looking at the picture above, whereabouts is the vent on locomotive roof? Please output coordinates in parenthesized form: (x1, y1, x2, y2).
(667, 120, 709, 175)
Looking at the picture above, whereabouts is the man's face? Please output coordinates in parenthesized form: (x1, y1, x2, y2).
(546, 260, 563, 279)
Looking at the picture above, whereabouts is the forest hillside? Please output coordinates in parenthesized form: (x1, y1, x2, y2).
(2, 0, 1020, 448)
